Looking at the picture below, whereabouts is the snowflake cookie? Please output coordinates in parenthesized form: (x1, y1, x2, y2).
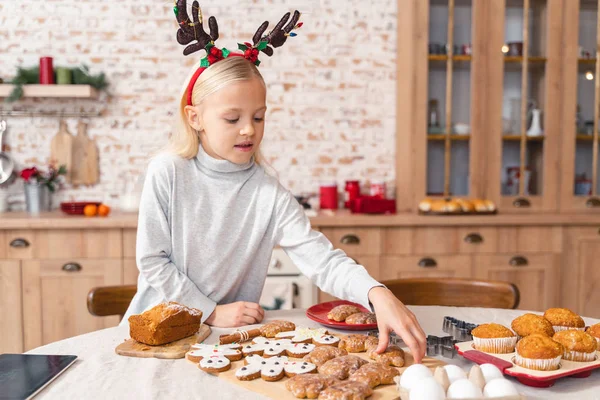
(241, 337, 315, 358)
(276, 327, 341, 347)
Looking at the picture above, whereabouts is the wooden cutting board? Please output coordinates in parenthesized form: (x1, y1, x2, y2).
(71, 121, 99, 185)
(216, 350, 445, 400)
(116, 324, 211, 359)
(50, 120, 73, 182)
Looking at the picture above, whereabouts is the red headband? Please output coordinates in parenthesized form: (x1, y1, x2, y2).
(174, 0, 302, 106)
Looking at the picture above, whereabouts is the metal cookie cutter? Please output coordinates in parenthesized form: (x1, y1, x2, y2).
(443, 316, 478, 342)
(426, 335, 457, 358)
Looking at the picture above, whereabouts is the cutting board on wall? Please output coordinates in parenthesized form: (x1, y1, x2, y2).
(71, 120, 99, 185)
(115, 324, 212, 359)
(50, 120, 73, 182)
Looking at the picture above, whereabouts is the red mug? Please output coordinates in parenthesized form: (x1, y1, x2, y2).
(39, 57, 54, 84)
(319, 183, 338, 210)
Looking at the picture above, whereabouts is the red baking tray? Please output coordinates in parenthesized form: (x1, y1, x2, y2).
(306, 300, 377, 331)
(455, 341, 600, 388)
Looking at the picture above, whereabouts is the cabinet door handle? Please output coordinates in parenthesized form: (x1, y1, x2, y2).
(418, 258, 437, 268)
(62, 262, 82, 272)
(586, 198, 600, 208)
(10, 238, 30, 248)
(509, 256, 528, 267)
(512, 198, 531, 208)
(464, 233, 483, 244)
(340, 234, 360, 245)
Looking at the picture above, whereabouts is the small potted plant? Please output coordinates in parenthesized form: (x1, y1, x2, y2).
(20, 164, 67, 214)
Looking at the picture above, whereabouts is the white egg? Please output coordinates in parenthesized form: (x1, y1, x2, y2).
(447, 378, 484, 399)
(409, 377, 446, 400)
(444, 364, 468, 383)
(400, 364, 433, 390)
(483, 378, 520, 398)
(480, 363, 504, 383)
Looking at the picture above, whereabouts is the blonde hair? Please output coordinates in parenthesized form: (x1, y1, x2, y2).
(168, 57, 266, 162)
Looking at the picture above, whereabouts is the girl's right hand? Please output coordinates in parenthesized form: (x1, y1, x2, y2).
(205, 301, 265, 327)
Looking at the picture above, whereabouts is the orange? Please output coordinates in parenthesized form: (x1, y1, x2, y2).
(83, 204, 97, 217)
(98, 204, 111, 217)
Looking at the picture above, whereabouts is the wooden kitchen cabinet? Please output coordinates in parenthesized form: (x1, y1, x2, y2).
(562, 227, 600, 318)
(473, 254, 559, 312)
(380, 255, 472, 281)
(0, 260, 23, 353)
(21, 258, 123, 350)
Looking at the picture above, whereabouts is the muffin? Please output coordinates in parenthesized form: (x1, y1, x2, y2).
(471, 323, 517, 354)
(586, 323, 600, 351)
(515, 334, 563, 371)
(543, 308, 585, 332)
(511, 313, 555, 338)
(553, 330, 598, 362)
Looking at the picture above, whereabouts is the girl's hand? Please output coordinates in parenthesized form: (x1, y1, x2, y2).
(205, 302, 265, 327)
(368, 286, 427, 363)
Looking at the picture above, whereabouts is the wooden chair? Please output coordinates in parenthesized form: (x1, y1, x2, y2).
(381, 278, 520, 309)
(87, 285, 137, 319)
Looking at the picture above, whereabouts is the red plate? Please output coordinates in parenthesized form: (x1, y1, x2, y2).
(306, 300, 378, 331)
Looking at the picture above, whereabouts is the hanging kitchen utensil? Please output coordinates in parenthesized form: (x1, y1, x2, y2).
(0, 119, 15, 185)
(50, 120, 73, 182)
(71, 120, 99, 185)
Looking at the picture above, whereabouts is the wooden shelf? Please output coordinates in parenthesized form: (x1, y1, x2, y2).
(0, 84, 99, 99)
(577, 134, 597, 141)
(504, 56, 547, 63)
(579, 58, 597, 65)
(502, 135, 545, 141)
(427, 134, 471, 141)
(428, 55, 472, 62)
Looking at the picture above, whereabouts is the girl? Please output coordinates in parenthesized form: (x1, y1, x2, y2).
(122, 3, 426, 362)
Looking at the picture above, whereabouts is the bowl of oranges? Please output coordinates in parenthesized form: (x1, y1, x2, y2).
(60, 202, 111, 217)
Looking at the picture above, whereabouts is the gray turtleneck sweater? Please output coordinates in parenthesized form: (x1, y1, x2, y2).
(121, 145, 382, 324)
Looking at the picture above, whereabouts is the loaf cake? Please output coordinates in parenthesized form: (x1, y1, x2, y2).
(128, 301, 202, 345)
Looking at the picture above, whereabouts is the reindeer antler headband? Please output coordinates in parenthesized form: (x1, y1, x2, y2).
(174, 0, 302, 106)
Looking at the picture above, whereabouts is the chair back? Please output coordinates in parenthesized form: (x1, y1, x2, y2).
(87, 285, 137, 318)
(381, 278, 520, 309)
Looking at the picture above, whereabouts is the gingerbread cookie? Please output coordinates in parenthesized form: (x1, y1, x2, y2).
(235, 355, 316, 381)
(366, 344, 405, 367)
(186, 343, 243, 363)
(349, 362, 399, 388)
(303, 346, 348, 367)
(285, 374, 339, 399)
(313, 334, 340, 347)
(345, 312, 377, 325)
(338, 334, 378, 353)
(260, 320, 296, 338)
(327, 305, 362, 322)
(318, 355, 368, 380)
(276, 327, 328, 343)
(198, 354, 231, 373)
(317, 380, 373, 400)
(242, 337, 315, 358)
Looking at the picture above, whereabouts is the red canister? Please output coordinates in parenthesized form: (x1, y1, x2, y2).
(39, 57, 54, 84)
(370, 181, 386, 199)
(319, 182, 338, 210)
(344, 180, 360, 208)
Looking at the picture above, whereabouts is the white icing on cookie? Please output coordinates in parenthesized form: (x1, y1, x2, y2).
(189, 343, 241, 359)
(242, 337, 292, 357)
(236, 355, 289, 380)
(199, 354, 230, 369)
(286, 342, 315, 355)
(313, 334, 340, 345)
(275, 327, 328, 343)
(284, 360, 317, 375)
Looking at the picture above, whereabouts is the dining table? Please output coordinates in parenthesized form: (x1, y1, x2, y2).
(25, 306, 600, 400)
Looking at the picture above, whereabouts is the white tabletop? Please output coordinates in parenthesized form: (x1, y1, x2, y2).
(25, 306, 600, 400)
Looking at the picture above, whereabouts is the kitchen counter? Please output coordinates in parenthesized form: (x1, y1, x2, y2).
(2, 209, 600, 229)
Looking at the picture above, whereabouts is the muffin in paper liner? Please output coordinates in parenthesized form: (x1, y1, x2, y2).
(563, 350, 597, 362)
(514, 354, 562, 371)
(553, 326, 586, 333)
(473, 336, 518, 354)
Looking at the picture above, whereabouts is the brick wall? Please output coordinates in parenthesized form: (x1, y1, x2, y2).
(0, 0, 397, 210)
